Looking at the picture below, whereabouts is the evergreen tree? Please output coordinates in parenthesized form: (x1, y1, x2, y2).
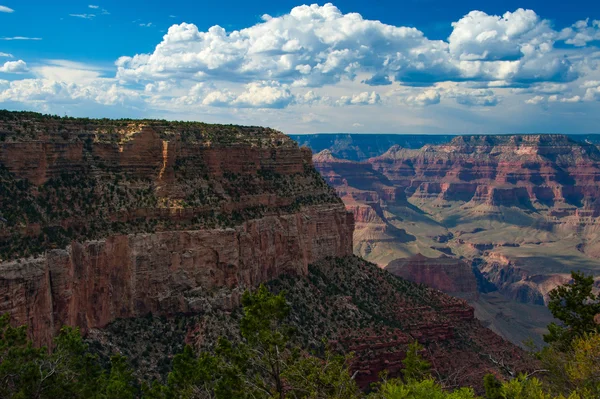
(544, 271, 600, 349)
(402, 341, 431, 382)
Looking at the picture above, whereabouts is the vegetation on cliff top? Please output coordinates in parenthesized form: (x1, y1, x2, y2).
(0, 110, 290, 146)
(2, 271, 599, 398)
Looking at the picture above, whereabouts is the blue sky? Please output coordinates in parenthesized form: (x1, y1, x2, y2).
(1, 1, 600, 133)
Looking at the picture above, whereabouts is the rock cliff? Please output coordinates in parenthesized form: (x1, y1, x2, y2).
(86, 256, 534, 390)
(0, 111, 353, 345)
(386, 254, 479, 300)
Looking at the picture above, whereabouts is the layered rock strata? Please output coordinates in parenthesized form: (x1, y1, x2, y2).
(0, 112, 353, 344)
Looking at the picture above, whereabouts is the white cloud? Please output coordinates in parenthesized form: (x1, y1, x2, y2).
(0, 78, 142, 107)
(526, 95, 546, 105)
(0, 52, 13, 58)
(2, 4, 600, 133)
(0, 5, 14, 13)
(403, 89, 441, 106)
(337, 91, 381, 106)
(584, 84, 600, 101)
(0, 60, 28, 73)
(0, 37, 42, 41)
(560, 95, 581, 103)
(449, 9, 554, 61)
(233, 81, 294, 108)
(582, 80, 600, 88)
(115, 5, 581, 89)
(31, 60, 106, 84)
(70, 14, 95, 19)
(559, 19, 600, 47)
(202, 90, 235, 106)
(139, 22, 153, 27)
(454, 89, 500, 106)
(512, 82, 569, 94)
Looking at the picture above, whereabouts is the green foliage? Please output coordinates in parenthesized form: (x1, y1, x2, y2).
(146, 285, 360, 399)
(537, 333, 600, 398)
(402, 342, 431, 383)
(368, 378, 477, 399)
(544, 271, 600, 349)
(483, 374, 503, 399)
(0, 313, 137, 399)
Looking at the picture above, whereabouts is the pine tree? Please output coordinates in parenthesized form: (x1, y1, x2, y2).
(544, 271, 600, 349)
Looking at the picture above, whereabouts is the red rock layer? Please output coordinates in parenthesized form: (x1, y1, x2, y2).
(386, 254, 479, 299)
(0, 117, 354, 345)
(1, 205, 352, 346)
(369, 135, 600, 211)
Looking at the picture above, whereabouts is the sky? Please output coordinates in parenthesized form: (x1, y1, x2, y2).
(1, 1, 600, 133)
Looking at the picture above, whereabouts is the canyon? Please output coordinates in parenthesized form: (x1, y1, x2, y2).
(305, 133, 600, 346)
(0, 111, 532, 390)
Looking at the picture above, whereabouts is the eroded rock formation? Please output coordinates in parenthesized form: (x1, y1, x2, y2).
(0, 112, 353, 345)
(306, 134, 600, 345)
(386, 254, 479, 300)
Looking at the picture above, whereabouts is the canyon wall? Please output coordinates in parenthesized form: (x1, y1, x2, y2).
(304, 134, 600, 345)
(0, 112, 353, 345)
(386, 254, 479, 300)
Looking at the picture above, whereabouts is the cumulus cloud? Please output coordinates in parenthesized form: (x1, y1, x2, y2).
(560, 95, 582, 103)
(559, 19, 600, 47)
(0, 78, 142, 106)
(0, 60, 28, 73)
(449, 10, 548, 61)
(115, 5, 582, 90)
(2, 3, 600, 129)
(233, 82, 294, 108)
(525, 95, 546, 105)
(0, 5, 14, 13)
(337, 91, 381, 106)
(403, 89, 441, 106)
(453, 89, 500, 106)
(584, 84, 600, 101)
(526, 93, 584, 105)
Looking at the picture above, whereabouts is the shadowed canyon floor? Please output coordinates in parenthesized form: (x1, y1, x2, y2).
(300, 133, 600, 346)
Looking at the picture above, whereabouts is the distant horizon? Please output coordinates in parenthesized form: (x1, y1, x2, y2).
(3, 108, 600, 136)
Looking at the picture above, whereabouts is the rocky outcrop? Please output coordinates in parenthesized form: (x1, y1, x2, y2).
(386, 254, 479, 300)
(0, 112, 354, 345)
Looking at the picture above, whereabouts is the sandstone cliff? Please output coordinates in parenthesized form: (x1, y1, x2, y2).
(0, 111, 353, 345)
